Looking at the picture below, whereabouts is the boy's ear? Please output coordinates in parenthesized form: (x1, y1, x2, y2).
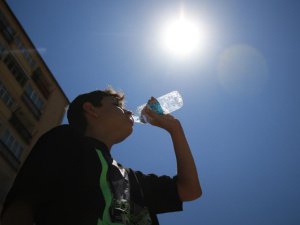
(82, 102, 98, 118)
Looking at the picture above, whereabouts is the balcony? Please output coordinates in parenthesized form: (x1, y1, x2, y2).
(9, 112, 32, 144)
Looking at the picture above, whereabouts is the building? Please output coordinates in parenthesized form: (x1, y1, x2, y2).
(0, 0, 69, 212)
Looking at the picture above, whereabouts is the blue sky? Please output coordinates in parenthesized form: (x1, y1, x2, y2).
(6, 0, 300, 224)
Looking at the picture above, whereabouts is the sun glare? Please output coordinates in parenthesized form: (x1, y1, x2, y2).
(160, 10, 204, 59)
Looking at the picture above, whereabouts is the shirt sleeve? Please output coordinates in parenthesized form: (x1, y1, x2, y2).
(134, 171, 183, 214)
(1, 125, 75, 217)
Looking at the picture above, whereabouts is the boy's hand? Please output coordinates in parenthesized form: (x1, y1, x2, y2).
(141, 98, 181, 134)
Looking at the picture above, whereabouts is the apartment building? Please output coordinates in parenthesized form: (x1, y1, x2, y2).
(0, 0, 69, 211)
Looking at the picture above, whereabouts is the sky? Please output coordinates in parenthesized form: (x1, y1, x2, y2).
(6, 0, 300, 224)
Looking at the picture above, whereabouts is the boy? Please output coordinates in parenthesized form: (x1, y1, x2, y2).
(1, 88, 202, 225)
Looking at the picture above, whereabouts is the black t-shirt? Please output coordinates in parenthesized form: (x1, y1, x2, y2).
(2, 125, 182, 225)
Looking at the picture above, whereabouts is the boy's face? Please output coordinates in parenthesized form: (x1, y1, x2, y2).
(90, 96, 134, 143)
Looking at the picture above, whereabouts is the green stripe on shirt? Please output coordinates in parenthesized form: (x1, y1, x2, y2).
(96, 149, 123, 225)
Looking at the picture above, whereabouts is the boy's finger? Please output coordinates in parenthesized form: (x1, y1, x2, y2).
(145, 107, 160, 118)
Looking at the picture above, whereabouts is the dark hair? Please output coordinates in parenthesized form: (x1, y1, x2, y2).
(67, 88, 125, 135)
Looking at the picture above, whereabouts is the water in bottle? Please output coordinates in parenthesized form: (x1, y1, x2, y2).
(132, 91, 183, 123)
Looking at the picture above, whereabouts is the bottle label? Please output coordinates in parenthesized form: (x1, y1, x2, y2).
(147, 99, 164, 115)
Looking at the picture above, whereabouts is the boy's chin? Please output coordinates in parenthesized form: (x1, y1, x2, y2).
(115, 130, 132, 144)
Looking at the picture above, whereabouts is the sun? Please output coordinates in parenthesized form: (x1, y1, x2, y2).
(160, 10, 204, 59)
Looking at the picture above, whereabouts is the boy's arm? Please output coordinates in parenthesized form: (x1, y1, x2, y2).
(142, 107, 202, 201)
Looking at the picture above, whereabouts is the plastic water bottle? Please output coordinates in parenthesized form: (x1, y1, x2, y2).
(132, 91, 183, 123)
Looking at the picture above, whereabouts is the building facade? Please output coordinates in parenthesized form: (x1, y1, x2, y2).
(0, 0, 69, 212)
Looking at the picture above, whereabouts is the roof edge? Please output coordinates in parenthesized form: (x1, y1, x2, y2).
(3, 0, 70, 104)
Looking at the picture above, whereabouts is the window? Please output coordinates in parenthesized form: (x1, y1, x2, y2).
(0, 41, 6, 58)
(22, 84, 44, 120)
(0, 80, 16, 109)
(14, 36, 37, 69)
(32, 68, 52, 99)
(1, 129, 24, 160)
(0, 10, 15, 42)
(3, 54, 28, 87)
(9, 111, 33, 144)
(24, 84, 44, 110)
